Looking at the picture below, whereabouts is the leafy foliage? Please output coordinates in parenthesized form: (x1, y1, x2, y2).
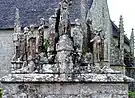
(129, 91, 135, 98)
(43, 39, 49, 54)
(0, 88, 2, 98)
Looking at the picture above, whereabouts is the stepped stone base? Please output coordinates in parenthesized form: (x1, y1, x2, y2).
(1, 73, 131, 98)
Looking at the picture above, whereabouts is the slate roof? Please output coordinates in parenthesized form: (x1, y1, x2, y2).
(111, 21, 130, 45)
(111, 21, 120, 37)
(0, 0, 93, 29)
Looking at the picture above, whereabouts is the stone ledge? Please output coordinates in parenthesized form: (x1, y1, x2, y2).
(1, 73, 134, 83)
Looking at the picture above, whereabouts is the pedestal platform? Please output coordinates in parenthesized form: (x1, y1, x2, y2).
(1, 73, 133, 98)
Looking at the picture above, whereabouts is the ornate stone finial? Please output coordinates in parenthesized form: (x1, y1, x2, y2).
(131, 28, 134, 38)
(119, 15, 124, 33)
(130, 28, 134, 58)
(14, 8, 21, 33)
(119, 15, 124, 64)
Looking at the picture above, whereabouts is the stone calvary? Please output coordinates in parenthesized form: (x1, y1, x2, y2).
(0, 0, 134, 98)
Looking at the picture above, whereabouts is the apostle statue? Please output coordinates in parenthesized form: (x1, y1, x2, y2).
(37, 18, 45, 53)
(90, 28, 104, 63)
(72, 19, 83, 53)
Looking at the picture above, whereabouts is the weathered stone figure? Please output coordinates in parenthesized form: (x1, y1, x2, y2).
(48, 15, 56, 52)
(90, 28, 104, 63)
(28, 37, 36, 59)
(86, 19, 94, 52)
(47, 16, 57, 63)
(59, 0, 72, 36)
(27, 25, 36, 60)
(12, 31, 20, 61)
(12, 8, 22, 61)
(28, 24, 35, 39)
(72, 19, 83, 53)
(37, 18, 45, 53)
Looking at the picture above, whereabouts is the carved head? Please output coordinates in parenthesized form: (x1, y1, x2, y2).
(40, 18, 45, 25)
(24, 27, 29, 34)
(19, 93, 27, 98)
(30, 24, 34, 32)
(38, 25, 44, 32)
(75, 19, 81, 26)
(49, 15, 56, 26)
(87, 19, 92, 25)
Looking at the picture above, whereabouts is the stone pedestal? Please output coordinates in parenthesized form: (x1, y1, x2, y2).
(1, 73, 131, 98)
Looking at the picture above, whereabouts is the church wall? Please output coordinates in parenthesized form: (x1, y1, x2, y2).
(0, 30, 14, 78)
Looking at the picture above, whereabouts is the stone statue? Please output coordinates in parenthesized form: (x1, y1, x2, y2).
(37, 18, 45, 53)
(47, 16, 56, 63)
(59, 0, 72, 36)
(27, 25, 36, 59)
(12, 31, 20, 61)
(72, 19, 83, 53)
(48, 15, 56, 52)
(86, 19, 94, 53)
(28, 24, 35, 39)
(12, 27, 26, 62)
(27, 37, 36, 59)
(19, 27, 29, 61)
(90, 28, 104, 63)
(27, 56, 35, 72)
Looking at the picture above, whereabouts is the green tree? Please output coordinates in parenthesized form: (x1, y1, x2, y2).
(129, 91, 135, 98)
(0, 88, 2, 98)
(43, 39, 49, 54)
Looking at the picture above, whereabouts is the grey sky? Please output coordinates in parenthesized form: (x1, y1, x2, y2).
(107, 0, 134, 38)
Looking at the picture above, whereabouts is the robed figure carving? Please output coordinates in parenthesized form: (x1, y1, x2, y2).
(90, 28, 104, 63)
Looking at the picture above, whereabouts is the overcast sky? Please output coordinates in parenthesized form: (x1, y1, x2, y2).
(107, 0, 134, 38)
